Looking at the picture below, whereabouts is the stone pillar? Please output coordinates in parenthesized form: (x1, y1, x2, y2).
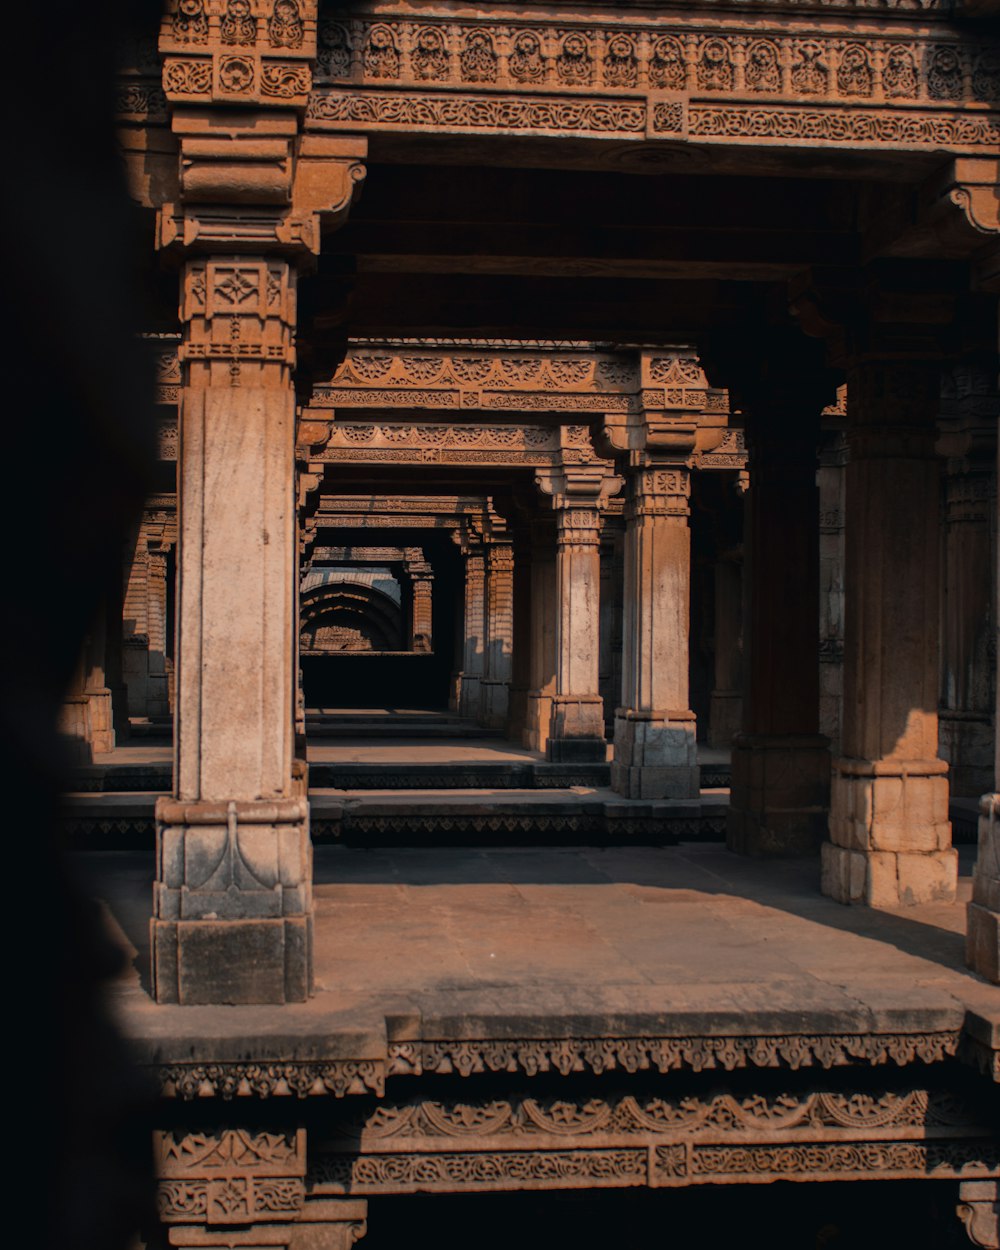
(146, 540, 172, 719)
(599, 511, 625, 738)
(612, 461, 699, 798)
(818, 422, 847, 754)
(708, 554, 743, 749)
(151, 255, 313, 1004)
(728, 404, 830, 856)
(81, 597, 117, 755)
(938, 364, 997, 798)
(457, 545, 486, 721)
(967, 388, 1000, 983)
(822, 359, 957, 905)
(524, 518, 557, 754)
(538, 466, 619, 763)
(405, 550, 434, 653)
(507, 524, 532, 742)
(482, 540, 514, 729)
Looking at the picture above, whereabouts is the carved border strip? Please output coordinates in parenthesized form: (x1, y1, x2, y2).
(313, 16, 998, 112)
(306, 87, 1000, 149)
(387, 1032, 962, 1079)
(309, 1142, 997, 1194)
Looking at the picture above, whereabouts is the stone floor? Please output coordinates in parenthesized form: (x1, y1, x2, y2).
(80, 842, 998, 1061)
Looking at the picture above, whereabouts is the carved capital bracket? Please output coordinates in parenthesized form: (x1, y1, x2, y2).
(924, 158, 1000, 238)
(957, 1181, 999, 1250)
(535, 458, 623, 516)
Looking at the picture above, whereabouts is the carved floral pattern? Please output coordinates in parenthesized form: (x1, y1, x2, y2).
(927, 45, 963, 99)
(221, 0, 256, 47)
(268, 0, 304, 49)
(510, 31, 545, 83)
(746, 40, 781, 92)
(649, 36, 686, 90)
(412, 26, 448, 80)
(172, 0, 208, 45)
(556, 32, 594, 86)
(318, 21, 351, 77)
(364, 25, 400, 79)
(883, 45, 918, 98)
(836, 43, 873, 96)
(460, 29, 499, 83)
(697, 38, 734, 91)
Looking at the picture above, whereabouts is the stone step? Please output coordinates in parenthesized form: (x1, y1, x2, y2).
(59, 789, 729, 848)
(306, 760, 611, 789)
(71, 757, 730, 792)
(305, 723, 503, 739)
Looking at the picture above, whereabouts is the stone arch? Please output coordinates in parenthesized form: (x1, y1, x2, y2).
(300, 580, 404, 652)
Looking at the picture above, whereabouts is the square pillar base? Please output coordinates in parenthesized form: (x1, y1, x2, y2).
(153, 796, 313, 1004)
(152, 915, 313, 1005)
(727, 733, 830, 857)
(824, 756, 956, 904)
(457, 673, 483, 722)
(821, 842, 958, 907)
(482, 679, 510, 729)
(524, 691, 553, 753)
(547, 695, 607, 762)
(611, 710, 699, 799)
(967, 902, 1000, 984)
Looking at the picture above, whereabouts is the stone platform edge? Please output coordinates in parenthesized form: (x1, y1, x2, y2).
(131, 1014, 999, 1101)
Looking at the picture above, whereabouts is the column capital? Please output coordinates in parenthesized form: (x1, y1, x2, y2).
(625, 459, 691, 521)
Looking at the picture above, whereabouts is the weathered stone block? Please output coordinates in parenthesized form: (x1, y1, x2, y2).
(966, 902, 1000, 984)
(153, 917, 311, 1005)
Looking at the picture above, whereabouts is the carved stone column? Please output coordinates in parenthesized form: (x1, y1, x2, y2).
(599, 508, 625, 738)
(708, 553, 743, 749)
(146, 540, 172, 720)
(457, 544, 486, 722)
(729, 403, 830, 856)
(404, 549, 433, 653)
(506, 523, 532, 742)
(524, 517, 557, 754)
(823, 359, 958, 905)
(482, 540, 514, 729)
(151, 254, 315, 1004)
(537, 464, 620, 763)
(938, 363, 997, 799)
(149, 4, 366, 1000)
(612, 461, 699, 798)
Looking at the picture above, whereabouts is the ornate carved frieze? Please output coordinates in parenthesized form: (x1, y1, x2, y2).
(386, 1031, 962, 1079)
(307, 1085, 998, 1194)
(156, 1128, 308, 1224)
(306, 13, 1000, 151)
(158, 0, 317, 109)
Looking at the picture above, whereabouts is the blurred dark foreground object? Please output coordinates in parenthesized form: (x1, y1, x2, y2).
(2, 4, 161, 1249)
